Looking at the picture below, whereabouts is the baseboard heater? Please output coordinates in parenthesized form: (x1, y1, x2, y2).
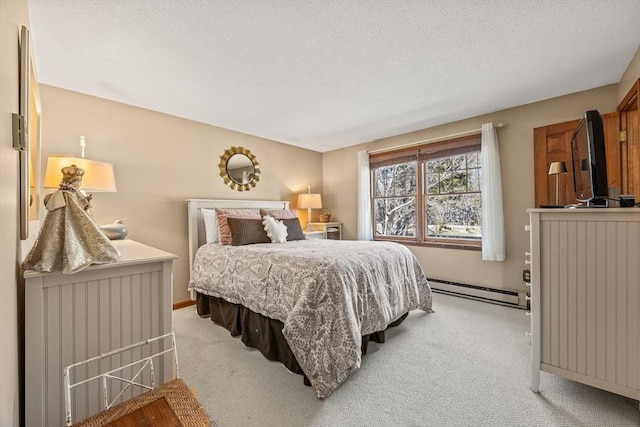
(427, 278, 526, 309)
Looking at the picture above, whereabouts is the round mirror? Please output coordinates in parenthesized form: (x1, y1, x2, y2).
(227, 153, 254, 184)
(218, 146, 260, 191)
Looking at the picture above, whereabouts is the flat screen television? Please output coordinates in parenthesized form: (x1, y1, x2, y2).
(570, 110, 608, 206)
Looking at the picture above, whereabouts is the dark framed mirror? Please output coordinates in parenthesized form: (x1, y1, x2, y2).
(218, 146, 260, 191)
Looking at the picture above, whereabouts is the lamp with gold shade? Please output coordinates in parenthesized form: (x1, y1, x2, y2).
(298, 189, 322, 232)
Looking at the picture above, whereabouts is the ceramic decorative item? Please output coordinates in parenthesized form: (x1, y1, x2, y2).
(100, 218, 128, 240)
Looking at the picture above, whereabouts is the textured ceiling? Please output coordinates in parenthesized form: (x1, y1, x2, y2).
(27, 0, 640, 153)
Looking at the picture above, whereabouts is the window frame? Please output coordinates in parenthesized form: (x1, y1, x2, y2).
(370, 134, 482, 250)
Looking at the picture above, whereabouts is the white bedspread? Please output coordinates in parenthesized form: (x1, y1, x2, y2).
(188, 239, 433, 398)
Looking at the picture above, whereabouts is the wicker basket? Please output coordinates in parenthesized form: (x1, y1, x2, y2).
(318, 208, 331, 222)
(73, 378, 213, 426)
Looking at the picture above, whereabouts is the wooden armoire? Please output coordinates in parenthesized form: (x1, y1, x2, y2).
(534, 79, 639, 207)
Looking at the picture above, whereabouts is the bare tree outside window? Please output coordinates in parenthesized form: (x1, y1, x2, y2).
(374, 162, 416, 237)
(425, 152, 481, 240)
(370, 135, 482, 248)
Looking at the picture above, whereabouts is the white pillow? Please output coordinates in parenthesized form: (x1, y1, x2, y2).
(262, 215, 287, 243)
(202, 209, 219, 243)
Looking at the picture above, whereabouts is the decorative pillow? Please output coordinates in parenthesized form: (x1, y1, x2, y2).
(216, 208, 261, 245)
(260, 208, 298, 219)
(226, 218, 270, 246)
(201, 209, 219, 243)
(281, 218, 305, 241)
(262, 215, 288, 243)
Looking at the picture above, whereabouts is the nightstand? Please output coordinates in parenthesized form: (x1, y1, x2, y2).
(309, 222, 342, 240)
(304, 230, 326, 240)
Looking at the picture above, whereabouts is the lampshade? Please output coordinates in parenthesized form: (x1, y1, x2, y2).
(44, 155, 117, 192)
(298, 193, 322, 209)
(548, 161, 567, 175)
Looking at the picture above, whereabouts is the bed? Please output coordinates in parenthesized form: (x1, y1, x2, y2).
(187, 199, 433, 398)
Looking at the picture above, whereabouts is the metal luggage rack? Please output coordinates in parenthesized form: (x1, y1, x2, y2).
(63, 332, 178, 426)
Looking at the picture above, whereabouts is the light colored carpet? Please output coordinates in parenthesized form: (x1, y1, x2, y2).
(173, 293, 640, 427)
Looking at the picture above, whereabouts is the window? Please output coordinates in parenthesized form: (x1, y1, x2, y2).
(370, 135, 482, 249)
(374, 161, 416, 237)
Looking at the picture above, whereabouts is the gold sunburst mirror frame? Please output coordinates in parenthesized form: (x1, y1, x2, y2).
(218, 146, 261, 191)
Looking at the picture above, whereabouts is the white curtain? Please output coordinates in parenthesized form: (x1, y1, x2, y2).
(357, 150, 373, 240)
(480, 122, 505, 261)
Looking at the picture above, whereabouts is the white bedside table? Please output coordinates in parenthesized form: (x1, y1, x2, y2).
(304, 230, 326, 239)
(309, 222, 343, 240)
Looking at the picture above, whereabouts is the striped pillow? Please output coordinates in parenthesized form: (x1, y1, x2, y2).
(226, 218, 270, 246)
(215, 208, 261, 245)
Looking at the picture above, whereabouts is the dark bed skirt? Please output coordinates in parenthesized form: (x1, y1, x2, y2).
(195, 292, 408, 385)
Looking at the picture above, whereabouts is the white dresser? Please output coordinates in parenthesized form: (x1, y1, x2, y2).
(527, 208, 640, 402)
(24, 240, 177, 427)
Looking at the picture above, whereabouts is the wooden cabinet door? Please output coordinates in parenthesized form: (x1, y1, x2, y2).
(533, 120, 580, 207)
(533, 114, 619, 208)
(618, 79, 640, 201)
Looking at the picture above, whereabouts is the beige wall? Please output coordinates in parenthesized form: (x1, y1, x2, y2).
(1, 1, 29, 425)
(323, 85, 619, 294)
(38, 85, 323, 303)
(618, 44, 640, 102)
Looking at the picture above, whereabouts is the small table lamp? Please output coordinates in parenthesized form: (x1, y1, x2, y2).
(44, 137, 117, 195)
(45, 155, 117, 193)
(548, 161, 567, 206)
(298, 192, 322, 232)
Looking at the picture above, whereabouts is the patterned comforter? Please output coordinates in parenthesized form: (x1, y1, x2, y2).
(188, 239, 433, 398)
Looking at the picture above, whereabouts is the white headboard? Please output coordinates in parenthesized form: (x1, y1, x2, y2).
(186, 198, 290, 268)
